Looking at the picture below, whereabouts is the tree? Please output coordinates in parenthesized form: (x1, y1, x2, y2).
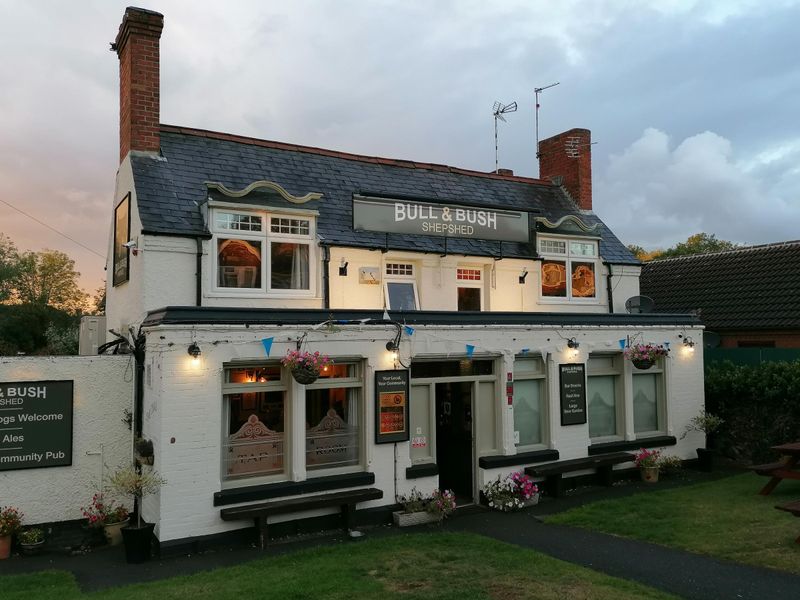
(13, 249, 89, 314)
(0, 233, 21, 302)
(630, 233, 739, 262)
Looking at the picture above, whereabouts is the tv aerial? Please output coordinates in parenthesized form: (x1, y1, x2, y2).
(534, 82, 560, 161)
(625, 295, 655, 314)
(492, 100, 517, 173)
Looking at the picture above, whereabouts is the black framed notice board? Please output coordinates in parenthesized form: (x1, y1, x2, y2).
(374, 370, 410, 444)
(559, 363, 587, 426)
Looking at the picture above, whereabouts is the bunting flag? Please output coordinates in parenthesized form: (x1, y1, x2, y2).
(261, 337, 274, 357)
(618, 339, 626, 349)
(404, 326, 415, 336)
(520, 348, 530, 354)
(664, 342, 671, 350)
(466, 344, 475, 358)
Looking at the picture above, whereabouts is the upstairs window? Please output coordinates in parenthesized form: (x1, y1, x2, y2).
(457, 267, 483, 311)
(212, 209, 315, 295)
(384, 262, 419, 310)
(539, 236, 598, 300)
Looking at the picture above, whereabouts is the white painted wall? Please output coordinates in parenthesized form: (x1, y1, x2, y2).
(142, 322, 704, 542)
(0, 356, 133, 524)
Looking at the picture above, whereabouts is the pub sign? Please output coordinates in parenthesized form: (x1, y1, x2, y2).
(374, 370, 410, 444)
(559, 364, 587, 426)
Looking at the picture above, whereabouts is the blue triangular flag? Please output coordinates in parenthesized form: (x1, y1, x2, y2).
(466, 344, 475, 358)
(404, 326, 415, 336)
(618, 339, 626, 349)
(262, 337, 274, 357)
(521, 348, 530, 354)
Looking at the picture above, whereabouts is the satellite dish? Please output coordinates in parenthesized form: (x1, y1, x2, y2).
(703, 332, 721, 349)
(625, 295, 655, 314)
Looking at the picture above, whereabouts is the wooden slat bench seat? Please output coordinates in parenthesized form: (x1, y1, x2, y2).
(525, 452, 636, 498)
(220, 487, 383, 549)
(775, 500, 800, 544)
(750, 461, 786, 475)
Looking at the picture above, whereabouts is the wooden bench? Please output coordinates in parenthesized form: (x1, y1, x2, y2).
(525, 452, 636, 498)
(775, 500, 800, 544)
(220, 487, 383, 549)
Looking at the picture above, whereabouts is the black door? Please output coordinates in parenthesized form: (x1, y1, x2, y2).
(436, 382, 473, 504)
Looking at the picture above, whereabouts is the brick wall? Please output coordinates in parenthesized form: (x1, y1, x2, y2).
(114, 7, 163, 163)
(538, 128, 592, 210)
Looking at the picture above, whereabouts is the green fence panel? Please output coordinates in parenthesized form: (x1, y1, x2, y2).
(705, 348, 800, 365)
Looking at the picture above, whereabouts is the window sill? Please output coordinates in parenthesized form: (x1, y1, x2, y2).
(213, 471, 375, 506)
(588, 435, 676, 455)
(478, 449, 559, 469)
(406, 463, 439, 479)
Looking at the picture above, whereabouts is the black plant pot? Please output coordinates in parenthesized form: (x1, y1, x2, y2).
(696, 447, 715, 472)
(121, 523, 155, 564)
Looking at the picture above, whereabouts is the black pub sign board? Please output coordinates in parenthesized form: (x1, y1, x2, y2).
(374, 370, 410, 444)
(559, 364, 587, 426)
(0, 380, 73, 471)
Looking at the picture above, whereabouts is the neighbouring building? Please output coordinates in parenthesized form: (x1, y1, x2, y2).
(104, 7, 704, 549)
(640, 241, 800, 349)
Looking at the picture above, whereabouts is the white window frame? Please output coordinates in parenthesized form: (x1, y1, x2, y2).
(456, 266, 484, 311)
(209, 208, 317, 298)
(221, 361, 289, 487)
(512, 355, 548, 451)
(383, 262, 420, 311)
(632, 358, 667, 438)
(587, 353, 625, 443)
(538, 234, 601, 304)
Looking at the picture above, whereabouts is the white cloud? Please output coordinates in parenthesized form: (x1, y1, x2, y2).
(595, 128, 800, 249)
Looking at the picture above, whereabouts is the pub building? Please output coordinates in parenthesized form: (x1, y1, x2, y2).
(106, 7, 704, 550)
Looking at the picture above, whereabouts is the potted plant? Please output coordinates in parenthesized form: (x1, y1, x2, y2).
(282, 350, 332, 384)
(634, 448, 662, 482)
(624, 343, 669, 370)
(393, 488, 438, 527)
(81, 493, 130, 546)
(17, 528, 45, 556)
(682, 409, 724, 472)
(0, 506, 23, 560)
(426, 488, 457, 522)
(107, 465, 166, 564)
(482, 471, 540, 511)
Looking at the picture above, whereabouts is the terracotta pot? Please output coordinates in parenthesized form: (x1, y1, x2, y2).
(104, 519, 130, 546)
(641, 466, 660, 483)
(0, 534, 11, 560)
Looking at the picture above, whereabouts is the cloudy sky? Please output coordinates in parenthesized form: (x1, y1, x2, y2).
(1, 0, 799, 291)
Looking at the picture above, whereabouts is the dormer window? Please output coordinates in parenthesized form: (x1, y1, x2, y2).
(539, 236, 598, 301)
(212, 209, 315, 296)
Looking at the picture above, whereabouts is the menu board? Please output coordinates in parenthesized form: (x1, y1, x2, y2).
(559, 364, 587, 426)
(374, 370, 409, 444)
(0, 380, 73, 471)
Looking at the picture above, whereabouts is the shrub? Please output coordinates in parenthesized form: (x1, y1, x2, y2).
(705, 360, 800, 462)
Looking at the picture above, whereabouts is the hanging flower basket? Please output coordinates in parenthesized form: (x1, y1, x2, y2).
(282, 350, 332, 385)
(291, 365, 320, 385)
(624, 343, 669, 369)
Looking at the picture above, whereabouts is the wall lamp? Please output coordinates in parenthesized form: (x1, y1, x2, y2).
(519, 267, 529, 284)
(682, 336, 695, 349)
(567, 338, 580, 349)
(339, 258, 348, 276)
(187, 342, 202, 362)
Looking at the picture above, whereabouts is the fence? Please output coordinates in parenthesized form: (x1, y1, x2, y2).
(705, 348, 800, 366)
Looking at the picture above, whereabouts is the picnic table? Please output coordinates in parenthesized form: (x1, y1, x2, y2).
(750, 442, 800, 495)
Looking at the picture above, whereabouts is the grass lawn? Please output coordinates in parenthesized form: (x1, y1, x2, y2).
(547, 472, 800, 574)
(0, 531, 678, 600)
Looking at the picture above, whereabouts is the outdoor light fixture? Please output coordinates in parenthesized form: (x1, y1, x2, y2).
(567, 338, 580, 349)
(187, 342, 201, 362)
(682, 336, 695, 348)
(519, 267, 529, 284)
(339, 258, 348, 276)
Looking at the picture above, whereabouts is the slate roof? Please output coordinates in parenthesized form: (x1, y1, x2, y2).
(640, 241, 800, 329)
(130, 125, 638, 264)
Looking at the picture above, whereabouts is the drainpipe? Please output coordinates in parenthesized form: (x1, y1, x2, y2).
(321, 244, 330, 309)
(605, 263, 614, 313)
(195, 237, 203, 306)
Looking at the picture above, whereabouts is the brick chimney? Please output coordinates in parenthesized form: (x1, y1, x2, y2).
(113, 7, 163, 163)
(538, 128, 592, 210)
